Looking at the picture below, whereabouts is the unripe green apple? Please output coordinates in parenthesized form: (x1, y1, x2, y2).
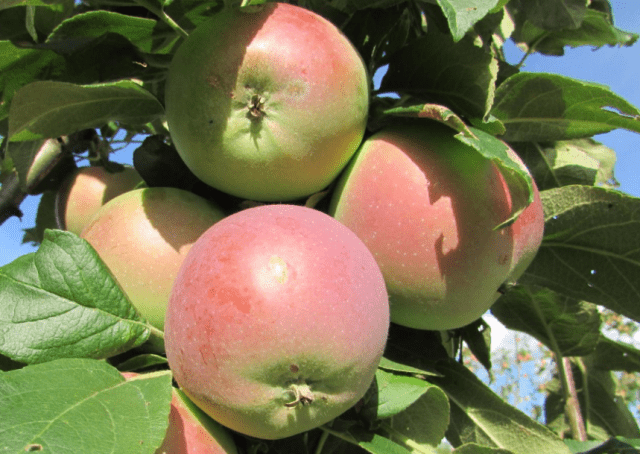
(56, 165, 143, 235)
(81, 187, 225, 330)
(121, 373, 238, 454)
(165, 2, 369, 201)
(330, 123, 544, 331)
(165, 204, 389, 439)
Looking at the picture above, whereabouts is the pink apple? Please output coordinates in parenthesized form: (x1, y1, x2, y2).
(81, 187, 226, 330)
(164, 204, 389, 439)
(330, 122, 544, 330)
(164, 2, 369, 201)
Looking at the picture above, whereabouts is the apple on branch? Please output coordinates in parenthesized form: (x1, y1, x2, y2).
(164, 204, 390, 439)
(56, 165, 143, 236)
(81, 187, 226, 330)
(164, 2, 369, 202)
(330, 122, 544, 331)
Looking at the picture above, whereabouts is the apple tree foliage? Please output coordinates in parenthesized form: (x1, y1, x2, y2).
(1, 0, 640, 453)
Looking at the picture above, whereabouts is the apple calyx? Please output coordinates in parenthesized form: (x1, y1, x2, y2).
(248, 94, 266, 119)
(284, 382, 314, 408)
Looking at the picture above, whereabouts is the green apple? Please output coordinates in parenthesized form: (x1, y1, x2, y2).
(56, 165, 143, 235)
(81, 187, 225, 330)
(330, 122, 544, 330)
(164, 204, 389, 439)
(164, 2, 369, 201)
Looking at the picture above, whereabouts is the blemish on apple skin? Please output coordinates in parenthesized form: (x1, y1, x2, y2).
(289, 364, 299, 373)
(269, 256, 288, 284)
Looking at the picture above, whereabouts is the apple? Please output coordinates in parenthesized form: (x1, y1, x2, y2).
(329, 122, 544, 331)
(501, 149, 544, 285)
(56, 165, 143, 235)
(121, 373, 238, 454)
(164, 204, 389, 439)
(81, 187, 225, 330)
(164, 2, 369, 202)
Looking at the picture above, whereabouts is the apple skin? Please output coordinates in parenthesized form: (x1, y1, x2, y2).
(164, 2, 369, 202)
(501, 148, 544, 284)
(329, 123, 544, 331)
(81, 187, 225, 330)
(56, 165, 143, 235)
(164, 204, 389, 440)
(121, 373, 238, 454)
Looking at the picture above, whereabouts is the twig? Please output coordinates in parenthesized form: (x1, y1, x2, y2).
(561, 357, 588, 441)
(133, 0, 188, 39)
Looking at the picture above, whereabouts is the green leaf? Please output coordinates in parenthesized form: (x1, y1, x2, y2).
(521, 186, 640, 325)
(115, 354, 169, 373)
(378, 377, 450, 450)
(590, 338, 640, 373)
(0, 0, 59, 10)
(47, 10, 178, 54)
(508, 0, 638, 56)
(0, 229, 150, 363)
(366, 369, 440, 420)
(564, 437, 640, 454)
(456, 126, 534, 228)
(453, 444, 514, 454)
(378, 356, 441, 378)
(0, 358, 172, 453)
(383, 103, 477, 137)
(241, 0, 267, 6)
(511, 139, 618, 191)
(491, 285, 601, 357)
(342, 6, 411, 73)
(431, 359, 571, 454)
(322, 0, 407, 12)
(491, 73, 640, 142)
(457, 319, 492, 372)
(436, 0, 501, 42)
(508, 0, 587, 31)
(380, 29, 499, 121)
(21, 189, 59, 245)
(8, 80, 164, 141)
(7, 138, 63, 191)
(0, 41, 65, 121)
(320, 426, 414, 454)
(519, 9, 638, 56)
(383, 324, 451, 377)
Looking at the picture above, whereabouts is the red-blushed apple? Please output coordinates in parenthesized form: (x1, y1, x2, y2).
(164, 204, 389, 440)
(56, 165, 143, 235)
(164, 2, 369, 202)
(121, 373, 238, 454)
(81, 187, 225, 330)
(329, 122, 544, 331)
(501, 148, 545, 285)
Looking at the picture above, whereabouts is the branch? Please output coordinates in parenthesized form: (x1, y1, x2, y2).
(561, 357, 588, 441)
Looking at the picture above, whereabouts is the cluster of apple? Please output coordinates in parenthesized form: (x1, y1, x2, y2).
(56, 2, 544, 451)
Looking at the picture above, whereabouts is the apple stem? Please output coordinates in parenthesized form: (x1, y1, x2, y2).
(284, 383, 314, 407)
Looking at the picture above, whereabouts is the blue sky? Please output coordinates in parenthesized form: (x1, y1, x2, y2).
(1, 0, 639, 267)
